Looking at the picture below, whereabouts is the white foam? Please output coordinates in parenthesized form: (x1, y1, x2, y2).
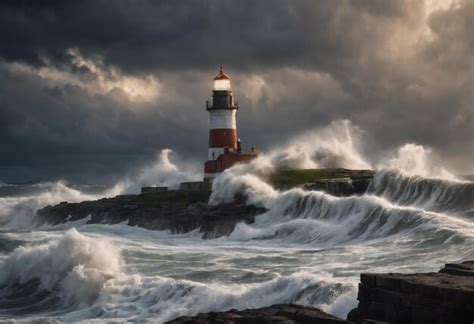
(0, 182, 121, 228)
(0, 228, 123, 306)
(369, 169, 474, 217)
(63, 271, 351, 322)
(119, 149, 201, 193)
(377, 143, 458, 180)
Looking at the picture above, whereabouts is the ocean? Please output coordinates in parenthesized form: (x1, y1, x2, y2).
(0, 122, 473, 322)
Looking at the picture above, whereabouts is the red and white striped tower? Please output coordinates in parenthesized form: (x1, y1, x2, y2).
(204, 67, 257, 180)
(204, 67, 238, 179)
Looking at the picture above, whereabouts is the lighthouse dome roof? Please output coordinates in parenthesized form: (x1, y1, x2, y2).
(213, 66, 230, 80)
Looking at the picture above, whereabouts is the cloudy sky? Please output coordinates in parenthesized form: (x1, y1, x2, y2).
(1, 0, 472, 183)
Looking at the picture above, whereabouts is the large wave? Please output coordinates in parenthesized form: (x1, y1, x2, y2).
(369, 170, 474, 218)
(71, 271, 354, 322)
(209, 143, 473, 248)
(0, 229, 355, 322)
(213, 172, 473, 245)
(0, 229, 122, 310)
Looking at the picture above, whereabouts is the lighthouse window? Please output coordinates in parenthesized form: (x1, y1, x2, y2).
(213, 79, 231, 91)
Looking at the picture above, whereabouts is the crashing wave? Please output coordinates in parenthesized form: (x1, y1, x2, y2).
(64, 271, 354, 322)
(0, 229, 355, 321)
(0, 229, 123, 308)
(211, 165, 473, 245)
(369, 170, 474, 218)
(0, 182, 121, 228)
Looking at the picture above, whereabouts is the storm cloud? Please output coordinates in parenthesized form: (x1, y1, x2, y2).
(0, 0, 472, 183)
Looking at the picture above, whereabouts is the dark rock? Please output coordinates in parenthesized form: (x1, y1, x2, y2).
(439, 260, 474, 277)
(35, 191, 266, 239)
(348, 261, 474, 324)
(303, 170, 374, 197)
(167, 304, 352, 323)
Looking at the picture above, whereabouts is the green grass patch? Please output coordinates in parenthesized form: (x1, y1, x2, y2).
(269, 169, 339, 188)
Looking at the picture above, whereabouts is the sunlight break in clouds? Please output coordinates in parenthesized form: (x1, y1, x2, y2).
(9, 48, 161, 102)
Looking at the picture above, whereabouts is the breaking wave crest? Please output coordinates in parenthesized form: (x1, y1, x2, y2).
(0, 229, 122, 313)
(211, 159, 473, 246)
(369, 170, 474, 218)
(229, 188, 472, 245)
(69, 271, 354, 322)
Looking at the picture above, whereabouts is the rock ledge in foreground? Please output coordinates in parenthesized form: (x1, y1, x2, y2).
(167, 304, 351, 323)
(348, 260, 474, 324)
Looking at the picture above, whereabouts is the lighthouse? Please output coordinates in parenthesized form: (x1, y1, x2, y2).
(204, 67, 257, 180)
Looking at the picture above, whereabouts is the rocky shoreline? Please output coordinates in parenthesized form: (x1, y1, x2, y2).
(34, 168, 375, 237)
(169, 261, 474, 323)
(35, 191, 265, 238)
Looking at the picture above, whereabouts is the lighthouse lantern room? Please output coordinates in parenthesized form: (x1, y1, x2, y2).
(204, 67, 257, 180)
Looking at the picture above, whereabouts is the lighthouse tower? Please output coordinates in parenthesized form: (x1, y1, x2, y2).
(204, 67, 257, 180)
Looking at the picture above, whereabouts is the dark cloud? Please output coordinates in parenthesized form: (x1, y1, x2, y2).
(0, 0, 416, 72)
(0, 0, 472, 183)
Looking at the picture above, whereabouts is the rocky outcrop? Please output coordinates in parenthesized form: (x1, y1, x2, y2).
(303, 177, 372, 196)
(347, 261, 474, 324)
(167, 304, 351, 323)
(439, 260, 474, 277)
(35, 191, 265, 239)
(303, 170, 374, 197)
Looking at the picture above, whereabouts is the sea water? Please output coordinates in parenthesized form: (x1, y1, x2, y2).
(1, 122, 473, 322)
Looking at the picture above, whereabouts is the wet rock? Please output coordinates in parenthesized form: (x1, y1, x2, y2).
(167, 304, 351, 323)
(439, 260, 474, 277)
(303, 177, 372, 197)
(35, 192, 265, 239)
(347, 261, 474, 324)
(303, 169, 374, 197)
